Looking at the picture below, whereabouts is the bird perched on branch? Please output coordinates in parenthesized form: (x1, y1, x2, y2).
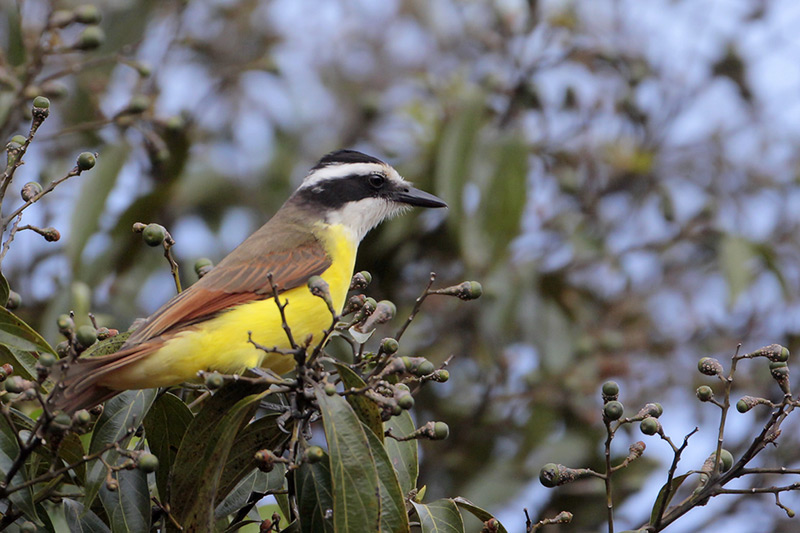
(51, 150, 446, 413)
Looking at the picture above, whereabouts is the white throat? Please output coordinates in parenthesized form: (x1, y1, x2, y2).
(324, 198, 410, 242)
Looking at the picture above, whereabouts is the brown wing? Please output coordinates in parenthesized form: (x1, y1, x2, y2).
(124, 225, 331, 346)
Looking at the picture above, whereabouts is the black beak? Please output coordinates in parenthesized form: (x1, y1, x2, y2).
(394, 186, 447, 208)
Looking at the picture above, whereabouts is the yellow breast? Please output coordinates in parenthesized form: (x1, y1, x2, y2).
(100, 223, 358, 390)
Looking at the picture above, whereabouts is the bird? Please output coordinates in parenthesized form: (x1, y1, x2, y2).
(51, 150, 446, 413)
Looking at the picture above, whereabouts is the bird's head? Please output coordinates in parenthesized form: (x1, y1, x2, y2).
(292, 150, 447, 241)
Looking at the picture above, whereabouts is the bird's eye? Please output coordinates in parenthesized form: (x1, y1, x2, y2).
(368, 174, 385, 189)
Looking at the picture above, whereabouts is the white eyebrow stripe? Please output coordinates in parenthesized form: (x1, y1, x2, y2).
(300, 162, 391, 188)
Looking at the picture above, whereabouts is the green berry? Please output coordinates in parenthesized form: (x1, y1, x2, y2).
(432, 369, 450, 382)
(21, 181, 42, 201)
(640, 417, 659, 436)
(194, 257, 213, 276)
(32, 96, 50, 109)
(74, 25, 105, 50)
(38, 353, 56, 368)
(75, 325, 98, 348)
(5, 376, 26, 393)
(10, 134, 27, 146)
(718, 449, 734, 472)
(52, 412, 72, 430)
(649, 403, 664, 418)
(401, 356, 413, 372)
(397, 393, 415, 410)
(105, 478, 118, 491)
(137, 453, 159, 473)
(461, 280, 483, 300)
(57, 314, 74, 333)
(76, 151, 96, 171)
(142, 223, 166, 246)
(696, 385, 714, 402)
(431, 421, 449, 440)
(303, 446, 325, 464)
(602, 381, 620, 398)
(204, 372, 224, 390)
(324, 383, 337, 396)
(74, 4, 102, 24)
(769, 361, 788, 370)
(539, 463, 561, 488)
(56, 341, 70, 358)
(415, 360, 435, 376)
(736, 398, 750, 413)
(381, 338, 399, 354)
(603, 400, 624, 421)
(73, 409, 92, 425)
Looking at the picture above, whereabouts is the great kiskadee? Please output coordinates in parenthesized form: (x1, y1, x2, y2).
(52, 150, 446, 413)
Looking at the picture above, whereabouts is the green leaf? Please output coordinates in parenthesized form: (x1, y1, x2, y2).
(84, 389, 157, 509)
(0, 416, 41, 524)
(81, 330, 132, 358)
(333, 362, 383, 442)
(481, 136, 528, 261)
(170, 380, 270, 531)
(313, 383, 380, 533)
(364, 424, 409, 533)
(0, 345, 37, 381)
(295, 453, 334, 533)
(217, 413, 288, 502)
(56, 432, 87, 484)
(98, 468, 152, 532)
(215, 466, 285, 520)
(384, 411, 418, 495)
(411, 499, 465, 533)
(720, 234, 754, 305)
(650, 473, 691, 525)
(0, 305, 56, 355)
(142, 392, 193, 502)
(67, 143, 131, 271)
(63, 499, 111, 532)
(453, 497, 507, 533)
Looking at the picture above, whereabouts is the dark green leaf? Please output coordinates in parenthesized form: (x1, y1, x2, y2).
(453, 497, 507, 533)
(217, 412, 288, 502)
(364, 423, 409, 533)
(0, 306, 56, 355)
(63, 499, 111, 532)
(56, 432, 87, 484)
(84, 389, 157, 509)
(314, 383, 380, 533)
(0, 416, 41, 524)
(411, 499, 465, 533)
(170, 380, 270, 532)
(333, 362, 383, 442)
(98, 468, 151, 532)
(650, 473, 691, 525)
(0, 345, 37, 381)
(142, 392, 193, 501)
(384, 411, 418, 495)
(215, 466, 284, 519)
(295, 453, 334, 533)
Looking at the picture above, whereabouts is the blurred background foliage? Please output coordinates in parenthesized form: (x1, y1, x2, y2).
(3, 0, 800, 530)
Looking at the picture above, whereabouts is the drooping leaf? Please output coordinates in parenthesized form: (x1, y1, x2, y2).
(650, 473, 691, 526)
(295, 453, 334, 533)
(384, 411, 418, 495)
(217, 412, 288, 502)
(170, 380, 271, 531)
(313, 383, 380, 533)
(0, 305, 56, 355)
(98, 468, 152, 533)
(481, 136, 528, 261)
(0, 415, 41, 524)
(453, 497, 507, 533)
(63, 499, 111, 533)
(364, 423, 409, 533)
(333, 362, 383, 442)
(142, 392, 193, 501)
(411, 499, 465, 533)
(0, 271, 9, 308)
(215, 465, 285, 520)
(84, 389, 157, 509)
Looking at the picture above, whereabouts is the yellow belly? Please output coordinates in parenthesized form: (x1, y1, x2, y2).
(100, 223, 357, 390)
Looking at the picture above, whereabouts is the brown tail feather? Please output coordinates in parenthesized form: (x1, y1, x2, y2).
(48, 344, 155, 414)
